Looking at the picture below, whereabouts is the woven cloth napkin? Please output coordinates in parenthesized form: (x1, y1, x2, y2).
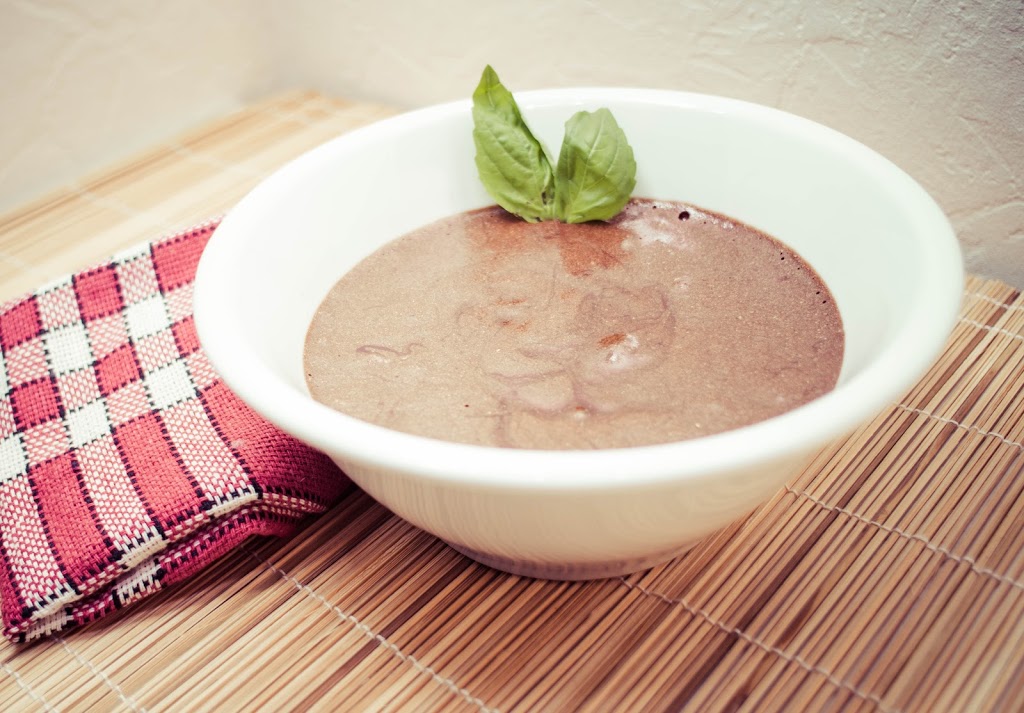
(0, 222, 346, 643)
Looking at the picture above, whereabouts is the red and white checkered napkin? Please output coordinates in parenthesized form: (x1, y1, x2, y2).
(0, 223, 347, 643)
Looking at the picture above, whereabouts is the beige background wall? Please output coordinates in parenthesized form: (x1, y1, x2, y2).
(2, 0, 1022, 285)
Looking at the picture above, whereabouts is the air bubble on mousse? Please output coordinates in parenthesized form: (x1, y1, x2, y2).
(686, 208, 714, 225)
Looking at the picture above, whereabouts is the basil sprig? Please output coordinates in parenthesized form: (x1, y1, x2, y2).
(472, 66, 636, 223)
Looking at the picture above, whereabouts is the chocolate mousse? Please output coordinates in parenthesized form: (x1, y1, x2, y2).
(304, 199, 844, 449)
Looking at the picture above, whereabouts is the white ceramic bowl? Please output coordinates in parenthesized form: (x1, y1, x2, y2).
(194, 89, 962, 579)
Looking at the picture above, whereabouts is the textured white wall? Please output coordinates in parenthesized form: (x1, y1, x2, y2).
(0, 0, 272, 210)
(2, 0, 1022, 285)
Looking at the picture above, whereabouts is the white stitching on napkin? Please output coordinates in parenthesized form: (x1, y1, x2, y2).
(0, 660, 58, 712)
(56, 634, 146, 713)
(616, 578, 895, 712)
(244, 546, 499, 713)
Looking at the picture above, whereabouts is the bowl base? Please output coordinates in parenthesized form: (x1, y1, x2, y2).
(444, 540, 697, 581)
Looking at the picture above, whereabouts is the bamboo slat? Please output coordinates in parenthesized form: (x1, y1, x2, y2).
(1, 92, 1021, 712)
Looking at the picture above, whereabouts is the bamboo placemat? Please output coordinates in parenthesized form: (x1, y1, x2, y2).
(1, 91, 1022, 712)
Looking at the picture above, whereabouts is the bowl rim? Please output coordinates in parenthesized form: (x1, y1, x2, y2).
(194, 87, 964, 491)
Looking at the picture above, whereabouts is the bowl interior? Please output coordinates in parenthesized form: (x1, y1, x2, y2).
(194, 89, 962, 482)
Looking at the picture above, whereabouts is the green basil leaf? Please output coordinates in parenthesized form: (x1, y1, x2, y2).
(472, 66, 556, 222)
(554, 108, 637, 223)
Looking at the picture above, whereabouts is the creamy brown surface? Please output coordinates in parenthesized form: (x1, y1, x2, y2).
(304, 199, 844, 449)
